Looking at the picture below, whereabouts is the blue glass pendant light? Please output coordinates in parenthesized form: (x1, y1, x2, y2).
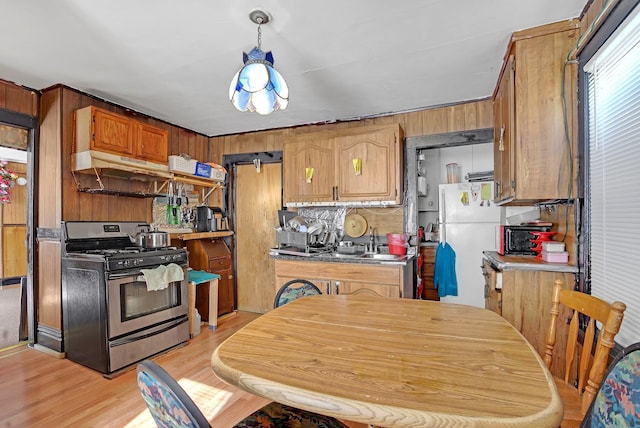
(229, 9, 289, 115)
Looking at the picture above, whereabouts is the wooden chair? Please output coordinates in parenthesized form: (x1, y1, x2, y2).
(580, 341, 640, 427)
(136, 359, 348, 427)
(544, 279, 626, 427)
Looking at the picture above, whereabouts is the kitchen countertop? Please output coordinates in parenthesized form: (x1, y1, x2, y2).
(483, 251, 578, 273)
(167, 231, 234, 240)
(270, 250, 414, 266)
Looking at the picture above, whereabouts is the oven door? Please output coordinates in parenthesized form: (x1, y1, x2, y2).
(107, 266, 188, 339)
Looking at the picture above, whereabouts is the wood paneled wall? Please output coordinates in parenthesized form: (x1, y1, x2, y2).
(36, 85, 211, 344)
(210, 100, 492, 157)
(207, 99, 493, 206)
(38, 85, 211, 224)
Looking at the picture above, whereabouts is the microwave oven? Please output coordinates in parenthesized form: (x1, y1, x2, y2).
(497, 225, 552, 255)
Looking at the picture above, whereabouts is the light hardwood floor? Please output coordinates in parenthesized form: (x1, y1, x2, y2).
(0, 312, 365, 428)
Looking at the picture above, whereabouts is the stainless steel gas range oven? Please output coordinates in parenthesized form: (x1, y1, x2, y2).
(61, 221, 189, 377)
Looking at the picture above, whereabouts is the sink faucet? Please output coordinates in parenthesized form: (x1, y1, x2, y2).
(368, 227, 377, 253)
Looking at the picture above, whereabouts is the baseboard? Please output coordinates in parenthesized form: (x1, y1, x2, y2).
(32, 343, 65, 359)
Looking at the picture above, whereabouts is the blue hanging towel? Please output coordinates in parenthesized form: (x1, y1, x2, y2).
(434, 242, 458, 297)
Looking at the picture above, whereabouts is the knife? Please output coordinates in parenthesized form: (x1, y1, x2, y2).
(166, 182, 173, 223)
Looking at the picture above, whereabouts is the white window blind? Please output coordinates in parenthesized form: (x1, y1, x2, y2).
(585, 3, 640, 347)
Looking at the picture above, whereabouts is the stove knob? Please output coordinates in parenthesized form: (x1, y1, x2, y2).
(123, 260, 131, 267)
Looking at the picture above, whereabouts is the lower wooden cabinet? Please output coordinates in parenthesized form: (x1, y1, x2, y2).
(420, 246, 438, 301)
(187, 238, 235, 318)
(274, 259, 413, 303)
(483, 258, 575, 379)
(482, 259, 501, 314)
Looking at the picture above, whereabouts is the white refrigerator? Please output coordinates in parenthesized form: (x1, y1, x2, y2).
(437, 181, 500, 308)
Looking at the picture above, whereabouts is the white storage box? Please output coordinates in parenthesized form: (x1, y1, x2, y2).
(210, 167, 225, 181)
(208, 163, 227, 181)
(168, 155, 197, 175)
(541, 251, 569, 263)
(542, 241, 565, 252)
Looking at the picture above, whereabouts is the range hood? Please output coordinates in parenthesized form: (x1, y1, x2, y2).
(72, 150, 172, 181)
(71, 150, 223, 199)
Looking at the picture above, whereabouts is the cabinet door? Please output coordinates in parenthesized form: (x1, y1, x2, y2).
(92, 108, 135, 157)
(336, 125, 401, 203)
(283, 136, 335, 204)
(215, 267, 235, 316)
(482, 259, 501, 315)
(338, 281, 400, 298)
(135, 123, 168, 163)
(493, 55, 515, 202)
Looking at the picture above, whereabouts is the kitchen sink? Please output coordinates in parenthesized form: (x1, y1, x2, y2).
(330, 252, 364, 259)
(361, 254, 401, 260)
(329, 252, 404, 261)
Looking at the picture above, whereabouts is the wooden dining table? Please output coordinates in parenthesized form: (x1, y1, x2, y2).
(211, 294, 563, 427)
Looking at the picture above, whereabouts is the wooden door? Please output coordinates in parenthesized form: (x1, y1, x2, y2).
(336, 126, 400, 203)
(92, 108, 135, 157)
(283, 136, 335, 204)
(235, 162, 282, 313)
(1, 162, 27, 278)
(135, 123, 168, 163)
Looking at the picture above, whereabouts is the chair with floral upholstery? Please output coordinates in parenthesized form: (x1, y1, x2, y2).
(137, 359, 348, 428)
(273, 279, 322, 308)
(581, 342, 640, 427)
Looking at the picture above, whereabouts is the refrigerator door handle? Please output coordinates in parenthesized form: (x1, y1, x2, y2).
(440, 189, 446, 243)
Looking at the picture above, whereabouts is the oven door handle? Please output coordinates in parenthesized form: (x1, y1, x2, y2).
(110, 317, 187, 347)
(108, 272, 143, 280)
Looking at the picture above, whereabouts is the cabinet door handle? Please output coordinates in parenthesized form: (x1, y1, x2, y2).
(498, 126, 505, 151)
(335, 281, 341, 295)
(326, 282, 331, 295)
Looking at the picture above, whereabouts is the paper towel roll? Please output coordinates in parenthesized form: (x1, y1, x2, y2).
(418, 176, 428, 196)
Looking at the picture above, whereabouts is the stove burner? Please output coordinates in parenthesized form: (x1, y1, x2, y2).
(83, 248, 141, 255)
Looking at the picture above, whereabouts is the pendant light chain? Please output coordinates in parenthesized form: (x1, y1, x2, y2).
(256, 20, 263, 50)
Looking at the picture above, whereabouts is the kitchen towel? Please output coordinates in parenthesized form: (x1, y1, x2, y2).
(434, 242, 458, 297)
(140, 263, 184, 291)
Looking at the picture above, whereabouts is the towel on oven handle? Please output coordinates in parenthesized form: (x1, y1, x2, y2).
(139, 263, 185, 291)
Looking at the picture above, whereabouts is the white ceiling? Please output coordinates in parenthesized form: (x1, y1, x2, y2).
(0, 0, 586, 137)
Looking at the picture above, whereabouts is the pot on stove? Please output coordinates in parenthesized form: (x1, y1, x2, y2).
(130, 227, 168, 249)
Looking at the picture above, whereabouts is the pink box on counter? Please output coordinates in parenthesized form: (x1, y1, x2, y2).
(541, 251, 569, 263)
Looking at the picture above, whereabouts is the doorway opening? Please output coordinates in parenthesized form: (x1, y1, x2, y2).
(404, 128, 494, 236)
(223, 152, 282, 313)
(0, 108, 38, 351)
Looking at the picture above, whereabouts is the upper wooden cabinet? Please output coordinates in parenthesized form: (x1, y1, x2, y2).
(283, 124, 404, 206)
(493, 20, 579, 205)
(74, 105, 168, 164)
